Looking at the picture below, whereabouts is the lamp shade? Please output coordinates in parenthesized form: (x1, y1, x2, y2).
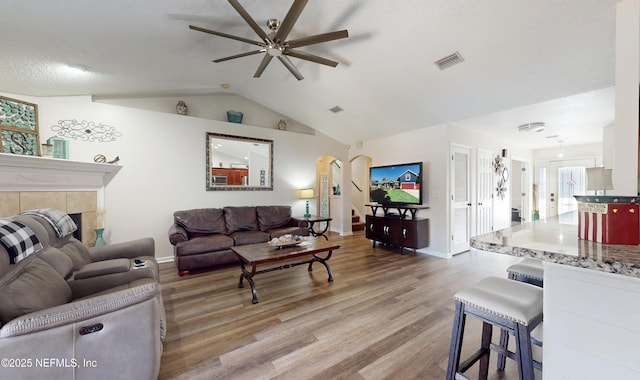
(299, 188, 315, 199)
(603, 168, 613, 190)
(586, 167, 614, 191)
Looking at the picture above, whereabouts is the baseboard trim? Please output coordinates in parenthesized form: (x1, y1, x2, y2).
(156, 255, 175, 263)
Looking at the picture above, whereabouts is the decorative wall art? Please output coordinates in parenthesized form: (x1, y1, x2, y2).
(0, 96, 40, 156)
(51, 119, 122, 142)
(496, 178, 507, 200)
(493, 154, 504, 173)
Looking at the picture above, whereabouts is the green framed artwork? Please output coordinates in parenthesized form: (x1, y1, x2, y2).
(0, 96, 40, 156)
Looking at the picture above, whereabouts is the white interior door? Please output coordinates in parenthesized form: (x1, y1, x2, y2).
(451, 144, 471, 254)
(476, 149, 493, 234)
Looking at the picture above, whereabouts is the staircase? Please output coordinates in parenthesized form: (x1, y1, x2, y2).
(352, 209, 365, 232)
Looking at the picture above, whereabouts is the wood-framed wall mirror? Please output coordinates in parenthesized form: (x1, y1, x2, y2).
(206, 132, 273, 191)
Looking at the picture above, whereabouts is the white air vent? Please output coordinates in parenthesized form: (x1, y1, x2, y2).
(434, 51, 464, 70)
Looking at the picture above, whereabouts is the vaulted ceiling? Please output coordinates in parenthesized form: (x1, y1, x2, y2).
(1, 0, 621, 149)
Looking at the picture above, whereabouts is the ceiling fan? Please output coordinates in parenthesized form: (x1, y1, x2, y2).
(189, 0, 349, 81)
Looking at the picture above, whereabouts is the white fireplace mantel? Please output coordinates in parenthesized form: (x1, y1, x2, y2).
(0, 153, 122, 191)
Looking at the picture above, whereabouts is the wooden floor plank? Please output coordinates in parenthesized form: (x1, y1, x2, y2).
(158, 231, 534, 379)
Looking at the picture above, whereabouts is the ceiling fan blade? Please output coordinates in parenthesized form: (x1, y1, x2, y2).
(277, 55, 304, 81)
(189, 25, 263, 47)
(286, 30, 349, 49)
(254, 55, 274, 78)
(228, 0, 269, 42)
(274, 0, 308, 43)
(285, 49, 339, 67)
(214, 50, 264, 63)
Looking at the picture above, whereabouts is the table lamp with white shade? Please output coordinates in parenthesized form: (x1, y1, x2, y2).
(299, 188, 315, 218)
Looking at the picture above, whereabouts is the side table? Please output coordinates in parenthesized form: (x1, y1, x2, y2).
(296, 215, 332, 240)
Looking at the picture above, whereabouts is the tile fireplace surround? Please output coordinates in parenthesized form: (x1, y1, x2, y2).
(0, 191, 97, 246)
(0, 153, 121, 247)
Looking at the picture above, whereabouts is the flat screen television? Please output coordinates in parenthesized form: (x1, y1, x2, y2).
(369, 162, 423, 206)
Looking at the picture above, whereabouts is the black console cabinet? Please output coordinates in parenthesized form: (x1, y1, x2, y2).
(364, 204, 429, 252)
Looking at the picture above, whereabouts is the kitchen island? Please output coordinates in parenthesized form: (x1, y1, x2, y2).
(471, 213, 640, 379)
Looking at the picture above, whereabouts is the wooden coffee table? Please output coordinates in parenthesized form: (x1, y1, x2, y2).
(231, 238, 340, 304)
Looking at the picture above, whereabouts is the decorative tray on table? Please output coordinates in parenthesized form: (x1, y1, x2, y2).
(267, 235, 307, 249)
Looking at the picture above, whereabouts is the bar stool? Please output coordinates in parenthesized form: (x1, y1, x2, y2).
(498, 258, 544, 371)
(446, 276, 543, 380)
(507, 258, 544, 287)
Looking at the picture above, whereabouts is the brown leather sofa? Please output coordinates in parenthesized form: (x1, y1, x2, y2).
(0, 211, 164, 380)
(168, 206, 309, 275)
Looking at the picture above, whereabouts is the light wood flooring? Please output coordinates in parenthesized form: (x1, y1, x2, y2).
(158, 231, 536, 379)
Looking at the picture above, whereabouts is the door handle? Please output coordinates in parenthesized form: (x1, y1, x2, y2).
(467, 203, 472, 207)
(478, 202, 482, 206)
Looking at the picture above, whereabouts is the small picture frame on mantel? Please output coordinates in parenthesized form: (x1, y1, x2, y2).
(47, 137, 69, 159)
(41, 143, 53, 158)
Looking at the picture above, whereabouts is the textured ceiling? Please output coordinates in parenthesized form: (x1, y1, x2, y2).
(1, 0, 620, 149)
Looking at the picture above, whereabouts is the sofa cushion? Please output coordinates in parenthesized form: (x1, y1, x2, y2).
(175, 234, 235, 257)
(256, 206, 292, 232)
(230, 231, 270, 246)
(174, 208, 227, 235)
(224, 207, 258, 234)
(59, 239, 92, 270)
(0, 257, 72, 324)
(38, 247, 74, 278)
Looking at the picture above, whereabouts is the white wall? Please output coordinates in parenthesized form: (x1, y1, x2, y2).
(4, 93, 347, 261)
(95, 93, 315, 135)
(612, 0, 640, 195)
(349, 123, 532, 257)
(350, 125, 448, 255)
(355, 124, 530, 256)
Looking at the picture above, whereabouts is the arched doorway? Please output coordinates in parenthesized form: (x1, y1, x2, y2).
(316, 155, 349, 235)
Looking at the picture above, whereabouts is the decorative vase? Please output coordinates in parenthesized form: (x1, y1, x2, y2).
(226, 110, 243, 123)
(176, 101, 188, 115)
(95, 228, 106, 247)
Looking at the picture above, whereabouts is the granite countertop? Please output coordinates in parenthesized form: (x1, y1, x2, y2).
(470, 212, 640, 278)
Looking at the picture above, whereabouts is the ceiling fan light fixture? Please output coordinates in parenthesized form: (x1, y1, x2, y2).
(190, 0, 348, 80)
(267, 46, 283, 57)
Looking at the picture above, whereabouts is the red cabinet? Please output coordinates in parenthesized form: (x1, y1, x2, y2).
(578, 202, 640, 245)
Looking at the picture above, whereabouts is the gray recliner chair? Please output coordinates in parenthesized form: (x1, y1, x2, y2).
(0, 213, 164, 380)
(21, 212, 159, 298)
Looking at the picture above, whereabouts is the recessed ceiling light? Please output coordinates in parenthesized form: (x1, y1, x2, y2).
(329, 106, 343, 113)
(517, 122, 545, 132)
(68, 64, 88, 73)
